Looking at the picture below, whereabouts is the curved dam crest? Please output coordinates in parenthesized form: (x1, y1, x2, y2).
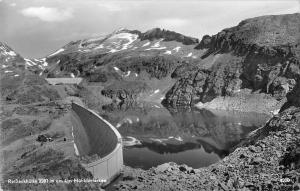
(71, 102, 123, 184)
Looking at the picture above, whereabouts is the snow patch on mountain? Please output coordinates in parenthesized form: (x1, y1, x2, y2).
(175, 136, 183, 142)
(85, 35, 106, 43)
(124, 71, 131, 77)
(173, 46, 181, 52)
(109, 49, 119, 53)
(151, 39, 164, 48)
(24, 58, 36, 66)
(142, 42, 151, 47)
(164, 50, 172, 55)
(7, 51, 16, 56)
(110, 33, 138, 50)
(41, 58, 48, 67)
(186, 52, 193, 57)
(48, 48, 64, 57)
(150, 89, 160, 96)
(94, 44, 104, 49)
(145, 47, 166, 51)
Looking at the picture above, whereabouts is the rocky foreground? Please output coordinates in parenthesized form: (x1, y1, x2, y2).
(114, 107, 300, 191)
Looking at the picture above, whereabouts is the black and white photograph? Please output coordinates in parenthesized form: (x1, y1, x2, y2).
(0, 0, 299, 190)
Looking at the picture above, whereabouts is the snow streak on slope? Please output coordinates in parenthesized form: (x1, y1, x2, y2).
(142, 42, 151, 47)
(48, 48, 64, 57)
(24, 58, 36, 66)
(173, 46, 181, 52)
(164, 50, 172, 54)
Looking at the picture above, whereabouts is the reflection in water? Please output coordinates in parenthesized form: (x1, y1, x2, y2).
(98, 102, 269, 169)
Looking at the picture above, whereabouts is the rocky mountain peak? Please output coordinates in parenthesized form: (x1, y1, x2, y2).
(0, 42, 26, 70)
(0, 42, 18, 58)
(140, 28, 199, 45)
(113, 28, 141, 35)
(142, 27, 162, 36)
(196, 35, 212, 49)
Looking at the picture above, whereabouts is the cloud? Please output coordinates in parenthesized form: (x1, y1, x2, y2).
(98, 1, 123, 12)
(21, 7, 73, 22)
(10, 3, 16, 7)
(155, 18, 189, 28)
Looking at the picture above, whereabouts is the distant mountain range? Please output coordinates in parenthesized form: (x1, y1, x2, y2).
(1, 13, 299, 113)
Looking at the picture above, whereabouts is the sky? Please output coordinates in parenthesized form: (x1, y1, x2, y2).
(0, 0, 299, 58)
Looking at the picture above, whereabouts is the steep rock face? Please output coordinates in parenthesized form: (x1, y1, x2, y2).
(165, 55, 244, 106)
(195, 35, 211, 49)
(164, 13, 300, 110)
(101, 81, 150, 102)
(140, 28, 199, 45)
(286, 79, 300, 107)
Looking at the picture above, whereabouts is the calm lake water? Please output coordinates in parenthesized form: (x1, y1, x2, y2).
(97, 102, 269, 170)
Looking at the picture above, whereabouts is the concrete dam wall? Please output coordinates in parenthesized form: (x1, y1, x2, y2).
(71, 103, 123, 184)
(46, 78, 83, 85)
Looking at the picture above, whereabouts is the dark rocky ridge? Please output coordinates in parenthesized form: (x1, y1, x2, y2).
(164, 13, 300, 109)
(140, 28, 199, 45)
